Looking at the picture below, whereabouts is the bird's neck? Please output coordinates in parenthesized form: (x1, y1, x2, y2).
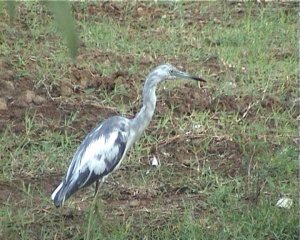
(131, 84, 157, 141)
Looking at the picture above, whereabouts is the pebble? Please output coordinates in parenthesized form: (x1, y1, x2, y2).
(0, 98, 7, 110)
(33, 95, 46, 105)
(129, 199, 140, 207)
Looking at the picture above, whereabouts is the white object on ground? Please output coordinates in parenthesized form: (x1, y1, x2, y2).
(276, 197, 293, 209)
(150, 155, 159, 167)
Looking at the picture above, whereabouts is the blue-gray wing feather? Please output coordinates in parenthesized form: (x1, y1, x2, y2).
(52, 116, 130, 206)
(75, 130, 127, 189)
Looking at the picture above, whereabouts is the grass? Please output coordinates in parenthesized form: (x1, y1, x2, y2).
(0, 2, 298, 240)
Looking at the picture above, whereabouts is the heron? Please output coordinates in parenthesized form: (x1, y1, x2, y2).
(51, 63, 206, 207)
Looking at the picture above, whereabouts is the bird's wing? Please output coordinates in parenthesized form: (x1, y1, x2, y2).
(64, 117, 130, 193)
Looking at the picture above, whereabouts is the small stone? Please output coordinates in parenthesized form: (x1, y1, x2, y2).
(60, 79, 73, 97)
(3, 80, 14, 91)
(0, 98, 7, 110)
(129, 199, 140, 207)
(24, 90, 36, 103)
(33, 95, 46, 105)
(15, 90, 36, 107)
(137, 7, 144, 16)
(0, 80, 15, 97)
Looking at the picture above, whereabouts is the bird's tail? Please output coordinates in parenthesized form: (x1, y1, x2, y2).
(51, 180, 75, 207)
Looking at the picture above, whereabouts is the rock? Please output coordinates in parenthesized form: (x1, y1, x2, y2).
(0, 80, 15, 97)
(60, 79, 73, 97)
(14, 90, 35, 107)
(137, 7, 144, 16)
(129, 199, 140, 207)
(0, 98, 7, 110)
(24, 90, 36, 103)
(33, 95, 46, 105)
(4, 80, 14, 91)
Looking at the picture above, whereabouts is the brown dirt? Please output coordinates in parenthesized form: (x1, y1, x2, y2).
(159, 84, 293, 118)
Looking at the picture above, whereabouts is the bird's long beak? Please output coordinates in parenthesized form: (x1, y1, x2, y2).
(173, 69, 206, 82)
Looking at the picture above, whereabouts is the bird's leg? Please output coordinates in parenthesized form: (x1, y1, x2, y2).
(94, 180, 100, 197)
(92, 180, 103, 215)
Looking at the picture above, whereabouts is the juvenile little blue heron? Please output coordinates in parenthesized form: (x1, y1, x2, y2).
(51, 63, 205, 207)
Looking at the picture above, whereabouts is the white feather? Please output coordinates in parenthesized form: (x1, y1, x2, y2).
(80, 131, 119, 169)
(88, 154, 106, 175)
(105, 145, 120, 162)
(51, 182, 63, 200)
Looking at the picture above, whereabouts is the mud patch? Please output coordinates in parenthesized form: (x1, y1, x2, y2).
(158, 133, 244, 178)
(206, 137, 244, 177)
(0, 51, 134, 135)
(160, 85, 294, 118)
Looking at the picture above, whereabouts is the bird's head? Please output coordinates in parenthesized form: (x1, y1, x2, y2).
(148, 63, 206, 85)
